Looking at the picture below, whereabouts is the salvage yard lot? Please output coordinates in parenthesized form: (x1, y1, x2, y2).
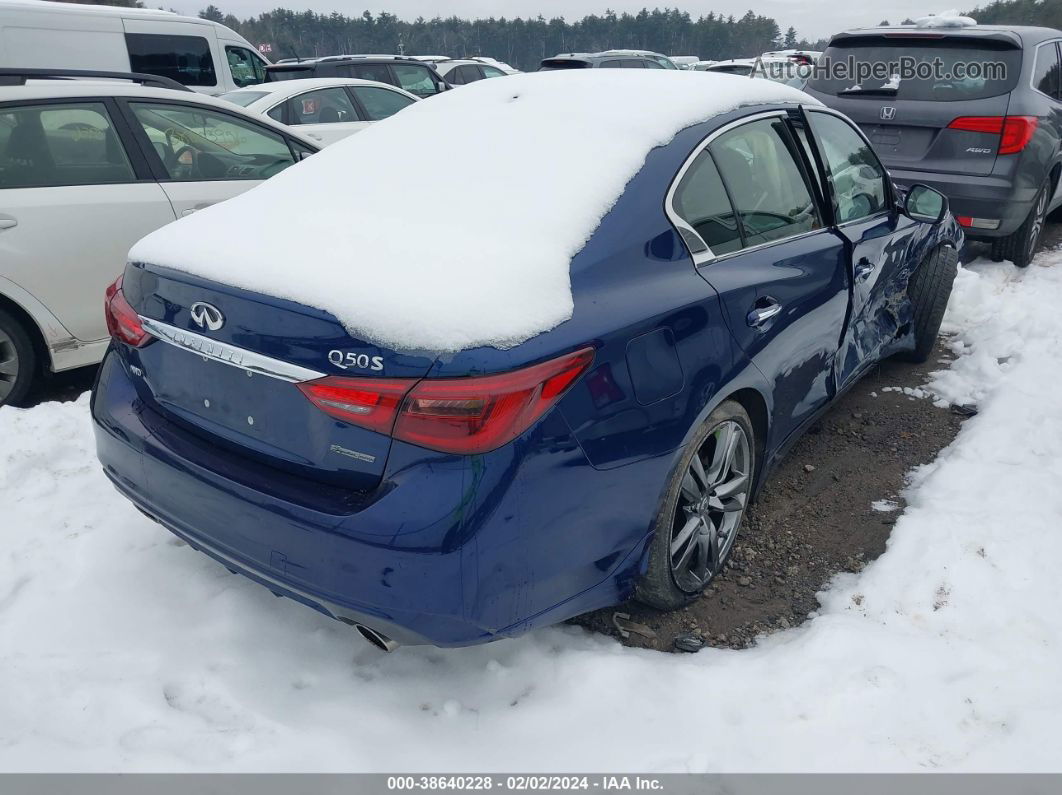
(2, 254, 1061, 771)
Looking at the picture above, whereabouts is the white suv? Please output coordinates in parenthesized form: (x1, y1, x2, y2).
(0, 70, 319, 406)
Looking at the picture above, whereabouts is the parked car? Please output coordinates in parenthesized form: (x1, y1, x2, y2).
(470, 56, 521, 74)
(0, 0, 268, 95)
(0, 69, 318, 406)
(805, 22, 1062, 268)
(539, 52, 669, 70)
(698, 58, 758, 76)
(599, 49, 679, 69)
(670, 55, 701, 68)
(220, 78, 417, 146)
(92, 72, 960, 650)
(432, 59, 509, 86)
(264, 57, 450, 99)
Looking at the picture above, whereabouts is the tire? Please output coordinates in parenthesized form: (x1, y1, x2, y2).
(896, 245, 959, 364)
(991, 179, 1050, 269)
(635, 400, 756, 611)
(0, 308, 37, 408)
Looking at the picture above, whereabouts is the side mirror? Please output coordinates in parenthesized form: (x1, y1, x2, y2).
(904, 184, 948, 224)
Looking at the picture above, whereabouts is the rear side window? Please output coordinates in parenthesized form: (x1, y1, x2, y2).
(226, 45, 267, 88)
(709, 117, 822, 248)
(599, 60, 624, 69)
(1033, 42, 1061, 99)
(806, 38, 1022, 101)
(673, 151, 743, 255)
(129, 102, 295, 181)
(806, 111, 888, 223)
(391, 64, 442, 97)
(126, 33, 217, 87)
(0, 102, 135, 189)
(284, 88, 361, 125)
(622, 60, 647, 69)
(353, 86, 415, 120)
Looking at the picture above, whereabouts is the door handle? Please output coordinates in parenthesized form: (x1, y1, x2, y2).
(180, 204, 213, 217)
(747, 297, 782, 327)
(854, 257, 875, 280)
(0, 217, 17, 230)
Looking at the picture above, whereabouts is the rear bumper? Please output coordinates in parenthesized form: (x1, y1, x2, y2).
(888, 166, 1035, 239)
(91, 350, 660, 647)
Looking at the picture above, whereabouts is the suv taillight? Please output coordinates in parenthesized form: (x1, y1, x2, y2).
(947, 116, 1038, 155)
(297, 347, 595, 454)
(104, 276, 152, 348)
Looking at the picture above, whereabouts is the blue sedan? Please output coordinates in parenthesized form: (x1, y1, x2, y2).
(92, 86, 962, 650)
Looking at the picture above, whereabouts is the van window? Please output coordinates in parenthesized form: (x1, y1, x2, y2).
(126, 33, 217, 87)
(226, 45, 267, 88)
(0, 102, 136, 189)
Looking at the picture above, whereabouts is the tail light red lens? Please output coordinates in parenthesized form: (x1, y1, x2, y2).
(947, 116, 1038, 155)
(104, 276, 152, 348)
(297, 347, 595, 454)
(296, 377, 417, 435)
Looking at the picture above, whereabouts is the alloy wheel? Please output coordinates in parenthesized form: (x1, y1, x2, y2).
(1027, 186, 1048, 262)
(669, 420, 751, 592)
(0, 326, 20, 403)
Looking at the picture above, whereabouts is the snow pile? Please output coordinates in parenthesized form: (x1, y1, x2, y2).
(129, 70, 815, 353)
(2, 256, 1062, 771)
(914, 10, 977, 28)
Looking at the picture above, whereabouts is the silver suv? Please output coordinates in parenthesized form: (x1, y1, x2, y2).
(0, 70, 318, 406)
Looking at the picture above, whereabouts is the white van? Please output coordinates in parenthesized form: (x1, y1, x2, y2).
(0, 0, 269, 95)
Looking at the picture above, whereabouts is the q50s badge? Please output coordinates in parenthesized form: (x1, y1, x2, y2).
(329, 350, 384, 372)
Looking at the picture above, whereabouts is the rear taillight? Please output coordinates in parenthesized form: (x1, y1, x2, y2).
(297, 377, 417, 435)
(297, 347, 595, 454)
(947, 116, 1038, 155)
(104, 276, 152, 348)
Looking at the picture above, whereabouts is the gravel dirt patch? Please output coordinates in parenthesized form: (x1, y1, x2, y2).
(573, 340, 968, 652)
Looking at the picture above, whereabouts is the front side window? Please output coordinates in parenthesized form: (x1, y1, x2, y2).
(391, 64, 442, 97)
(481, 65, 506, 78)
(126, 33, 217, 87)
(672, 151, 742, 255)
(130, 102, 295, 181)
(0, 102, 135, 189)
(352, 86, 415, 120)
(709, 117, 822, 247)
(1033, 42, 1061, 99)
(806, 111, 888, 223)
(226, 45, 267, 88)
(599, 60, 624, 69)
(284, 88, 361, 126)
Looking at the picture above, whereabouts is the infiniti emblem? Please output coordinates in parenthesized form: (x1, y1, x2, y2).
(880, 106, 897, 121)
(189, 302, 225, 331)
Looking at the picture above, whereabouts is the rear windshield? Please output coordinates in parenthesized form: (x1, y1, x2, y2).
(806, 38, 1022, 101)
(219, 90, 269, 107)
(265, 67, 313, 82)
(539, 60, 589, 70)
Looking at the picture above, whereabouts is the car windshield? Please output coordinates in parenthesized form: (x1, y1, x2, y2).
(218, 91, 269, 108)
(807, 38, 1022, 101)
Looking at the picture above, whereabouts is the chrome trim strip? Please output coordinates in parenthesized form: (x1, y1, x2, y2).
(139, 316, 325, 383)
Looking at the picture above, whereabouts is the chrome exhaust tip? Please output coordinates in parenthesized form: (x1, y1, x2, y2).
(355, 623, 399, 652)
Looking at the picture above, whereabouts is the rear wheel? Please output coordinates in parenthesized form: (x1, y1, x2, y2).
(897, 245, 959, 364)
(991, 179, 1049, 268)
(0, 309, 37, 407)
(635, 401, 755, 610)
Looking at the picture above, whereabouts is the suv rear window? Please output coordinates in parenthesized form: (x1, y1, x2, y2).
(265, 66, 313, 82)
(807, 37, 1022, 101)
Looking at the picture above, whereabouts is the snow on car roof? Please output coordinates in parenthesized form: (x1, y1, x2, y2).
(129, 70, 817, 353)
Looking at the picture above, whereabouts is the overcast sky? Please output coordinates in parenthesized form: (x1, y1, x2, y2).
(165, 0, 947, 41)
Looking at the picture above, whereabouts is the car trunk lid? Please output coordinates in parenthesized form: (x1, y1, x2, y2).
(124, 264, 436, 492)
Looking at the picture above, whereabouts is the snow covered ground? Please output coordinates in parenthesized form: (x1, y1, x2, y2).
(1, 255, 1061, 772)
